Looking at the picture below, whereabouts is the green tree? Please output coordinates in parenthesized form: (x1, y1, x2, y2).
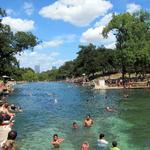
(74, 44, 97, 77)
(59, 61, 75, 78)
(103, 11, 150, 80)
(22, 68, 38, 81)
(0, 8, 39, 76)
(95, 47, 117, 75)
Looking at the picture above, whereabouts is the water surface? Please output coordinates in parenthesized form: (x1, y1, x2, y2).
(8, 82, 150, 150)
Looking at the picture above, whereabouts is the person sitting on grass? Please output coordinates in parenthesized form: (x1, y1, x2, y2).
(83, 115, 93, 127)
(111, 141, 120, 150)
(50, 134, 64, 149)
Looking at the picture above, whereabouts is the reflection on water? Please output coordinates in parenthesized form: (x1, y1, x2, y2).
(8, 82, 150, 150)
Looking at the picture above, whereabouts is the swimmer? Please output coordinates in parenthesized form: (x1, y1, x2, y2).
(111, 141, 120, 150)
(72, 122, 79, 129)
(123, 94, 129, 98)
(50, 134, 64, 149)
(81, 141, 89, 150)
(106, 107, 116, 112)
(83, 115, 93, 127)
(54, 99, 58, 104)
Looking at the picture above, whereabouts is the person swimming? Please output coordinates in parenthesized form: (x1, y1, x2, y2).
(83, 115, 93, 127)
(81, 141, 89, 150)
(72, 122, 79, 129)
(123, 94, 129, 98)
(106, 107, 114, 112)
(50, 134, 64, 149)
(111, 141, 120, 150)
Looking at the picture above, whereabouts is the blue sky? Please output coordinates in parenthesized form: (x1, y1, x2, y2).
(0, 0, 149, 72)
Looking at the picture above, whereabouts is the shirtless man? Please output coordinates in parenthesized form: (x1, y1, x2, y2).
(83, 115, 93, 127)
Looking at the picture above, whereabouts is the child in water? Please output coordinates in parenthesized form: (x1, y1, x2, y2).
(111, 141, 120, 150)
(72, 122, 79, 129)
(81, 141, 89, 150)
(50, 134, 64, 149)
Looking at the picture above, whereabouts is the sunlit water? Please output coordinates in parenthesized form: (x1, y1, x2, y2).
(8, 82, 150, 150)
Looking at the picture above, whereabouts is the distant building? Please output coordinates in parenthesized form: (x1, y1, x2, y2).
(52, 66, 57, 70)
(34, 65, 40, 73)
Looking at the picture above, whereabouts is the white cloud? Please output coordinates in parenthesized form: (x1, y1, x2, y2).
(39, 0, 113, 26)
(6, 9, 16, 16)
(81, 26, 104, 43)
(2, 16, 34, 32)
(16, 51, 65, 71)
(126, 3, 141, 13)
(36, 39, 64, 49)
(95, 13, 112, 27)
(23, 2, 34, 15)
(105, 42, 116, 49)
(55, 34, 77, 43)
(80, 13, 116, 48)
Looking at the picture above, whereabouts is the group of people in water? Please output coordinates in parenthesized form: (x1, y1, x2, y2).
(0, 80, 122, 150)
(50, 115, 120, 150)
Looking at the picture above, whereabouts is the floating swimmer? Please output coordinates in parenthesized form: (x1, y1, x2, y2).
(54, 99, 58, 104)
(123, 94, 129, 98)
(106, 107, 116, 112)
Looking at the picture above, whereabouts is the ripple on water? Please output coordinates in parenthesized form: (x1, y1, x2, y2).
(8, 83, 150, 150)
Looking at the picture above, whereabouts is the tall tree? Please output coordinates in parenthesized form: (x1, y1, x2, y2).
(0, 8, 39, 77)
(74, 43, 97, 77)
(102, 11, 150, 80)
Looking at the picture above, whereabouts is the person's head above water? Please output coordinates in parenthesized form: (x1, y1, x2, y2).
(112, 141, 118, 147)
(81, 141, 89, 150)
(53, 134, 58, 141)
(72, 122, 78, 128)
(99, 133, 105, 139)
(7, 130, 17, 140)
(86, 114, 91, 120)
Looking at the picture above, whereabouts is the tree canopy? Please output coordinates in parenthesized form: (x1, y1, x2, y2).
(0, 8, 39, 77)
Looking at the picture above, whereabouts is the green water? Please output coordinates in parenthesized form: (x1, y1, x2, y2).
(8, 82, 150, 150)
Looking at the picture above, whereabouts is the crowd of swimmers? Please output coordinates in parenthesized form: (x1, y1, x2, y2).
(0, 81, 22, 150)
(50, 115, 120, 150)
(0, 80, 122, 150)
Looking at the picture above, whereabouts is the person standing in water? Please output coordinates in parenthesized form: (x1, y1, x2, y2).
(97, 133, 109, 150)
(111, 141, 120, 150)
(50, 134, 64, 149)
(83, 115, 93, 127)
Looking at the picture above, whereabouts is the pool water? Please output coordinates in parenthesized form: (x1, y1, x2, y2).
(8, 82, 150, 150)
